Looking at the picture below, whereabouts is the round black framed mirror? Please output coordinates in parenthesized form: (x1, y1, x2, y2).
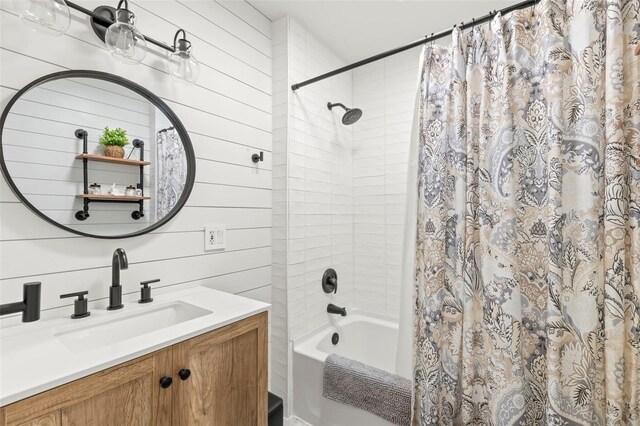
(0, 70, 196, 239)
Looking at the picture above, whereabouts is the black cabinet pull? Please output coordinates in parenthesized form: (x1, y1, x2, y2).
(159, 376, 173, 389)
(178, 368, 191, 381)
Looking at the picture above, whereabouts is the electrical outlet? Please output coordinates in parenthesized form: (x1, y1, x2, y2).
(204, 224, 226, 251)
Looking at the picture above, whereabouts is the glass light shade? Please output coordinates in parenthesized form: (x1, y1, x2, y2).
(104, 9, 147, 65)
(16, 0, 71, 36)
(167, 48, 200, 84)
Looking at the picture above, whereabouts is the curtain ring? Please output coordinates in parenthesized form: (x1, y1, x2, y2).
(425, 33, 434, 48)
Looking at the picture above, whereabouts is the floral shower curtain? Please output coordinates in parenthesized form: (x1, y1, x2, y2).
(413, 0, 639, 424)
(156, 128, 187, 219)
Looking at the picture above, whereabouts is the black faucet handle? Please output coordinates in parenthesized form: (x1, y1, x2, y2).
(60, 290, 88, 300)
(60, 291, 90, 319)
(139, 279, 159, 304)
(322, 268, 338, 294)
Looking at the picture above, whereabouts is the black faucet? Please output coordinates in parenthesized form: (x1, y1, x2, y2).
(327, 303, 347, 317)
(0, 282, 41, 322)
(108, 248, 128, 310)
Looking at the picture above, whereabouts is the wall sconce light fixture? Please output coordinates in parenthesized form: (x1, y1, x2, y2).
(15, 0, 200, 82)
(167, 29, 200, 83)
(16, 0, 71, 36)
(103, 0, 146, 64)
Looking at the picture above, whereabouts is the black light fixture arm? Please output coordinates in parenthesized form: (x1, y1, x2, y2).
(291, 0, 539, 91)
(65, 0, 176, 53)
(173, 29, 186, 48)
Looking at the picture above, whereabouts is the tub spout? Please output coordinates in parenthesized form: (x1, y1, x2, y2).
(327, 303, 347, 317)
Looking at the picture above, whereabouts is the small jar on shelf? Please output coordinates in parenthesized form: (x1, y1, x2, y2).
(89, 183, 101, 195)
(125, 185, 136, 197)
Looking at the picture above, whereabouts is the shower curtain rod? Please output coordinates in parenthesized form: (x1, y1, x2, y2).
(290, 0, 539, 91)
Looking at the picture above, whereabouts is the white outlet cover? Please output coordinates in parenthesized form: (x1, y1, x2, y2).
(204, 224, 226, 251)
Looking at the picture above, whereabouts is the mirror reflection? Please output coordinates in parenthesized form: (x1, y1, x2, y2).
(1, 76, 192, 237)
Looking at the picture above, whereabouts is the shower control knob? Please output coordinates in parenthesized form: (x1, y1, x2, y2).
(159, 376, 173, 389)
(322, 268, 338, 294)
(178, 368, 191, 380)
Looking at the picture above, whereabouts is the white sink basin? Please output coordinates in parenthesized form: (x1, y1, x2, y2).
(55, 301, 212, 352)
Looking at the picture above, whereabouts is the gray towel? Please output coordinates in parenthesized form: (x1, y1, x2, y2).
(322, 353, 411, 426)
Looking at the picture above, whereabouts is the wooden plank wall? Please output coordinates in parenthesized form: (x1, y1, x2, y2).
(0, 0, 273, 313)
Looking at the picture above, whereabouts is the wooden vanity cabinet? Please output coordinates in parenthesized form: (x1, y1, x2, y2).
(0, 312, 267, 426)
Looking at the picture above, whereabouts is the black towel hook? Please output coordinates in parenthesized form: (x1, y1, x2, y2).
(252, 151, 264, 163)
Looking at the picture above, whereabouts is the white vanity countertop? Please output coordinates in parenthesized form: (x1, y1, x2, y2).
(0, 286, 269, 407)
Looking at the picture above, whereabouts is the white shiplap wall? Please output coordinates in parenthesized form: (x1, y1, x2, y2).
(0, 0, 272, 320)
(3, 78, 156, 234)
(351, 48, 420, 319)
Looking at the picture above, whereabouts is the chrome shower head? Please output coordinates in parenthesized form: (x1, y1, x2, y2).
(327, 102, 362, 125)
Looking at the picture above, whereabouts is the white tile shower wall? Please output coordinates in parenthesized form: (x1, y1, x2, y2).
(271, 15, 290, 411)
(288, 17, 354, 342)
(271, 16, 355, 415)
(351, 48, 420, 319)
(0, 0, 272, 371)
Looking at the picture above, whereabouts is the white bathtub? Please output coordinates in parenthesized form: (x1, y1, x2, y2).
(293, 311, 409, 426)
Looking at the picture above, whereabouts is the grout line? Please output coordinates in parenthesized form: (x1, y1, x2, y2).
(174, 0, 271, 60)
(244, 0, 271, 22)
(0, 246, 272, 281)
(213, 0, 272, 40)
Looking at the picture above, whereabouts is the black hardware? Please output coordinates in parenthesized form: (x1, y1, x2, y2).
(0, 70, 196, 240)
(159, 376, 173, 389)
(331, 332, 339, 345)
(75, 131, 146, 221)
(252, 151, 264, 163)
(65, 1, 177, 53)
(139, 278, 159, 304)
(133, 138, 145, 220)
(60, 291, 91, 319)
(327, 303, 347, 317)
(108, 286, 123, 310)
(322, 268, 338, 294)
(74, 128, 91, 221)
(87, 5, 117, 44)
(327, 102, 362, 125)
(0, 282, 41, 323)
(290, 0, 540, 91)
(178, 368, 191, 381)
(127, 137, 145, 159)
(108, 248, 128, 310)
(173, 29, 195, 57)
